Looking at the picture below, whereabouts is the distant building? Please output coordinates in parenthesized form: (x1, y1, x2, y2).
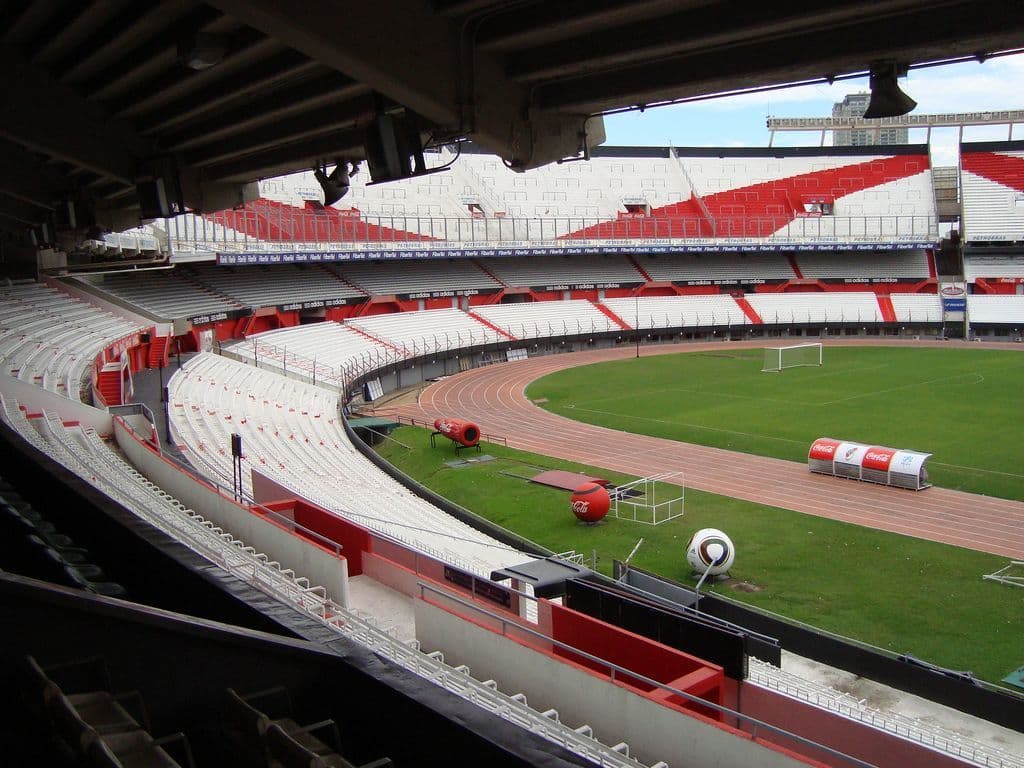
(831, 93, 909, 146)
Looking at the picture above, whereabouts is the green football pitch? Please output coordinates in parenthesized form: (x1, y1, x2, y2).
(526, 345, 1024, 500)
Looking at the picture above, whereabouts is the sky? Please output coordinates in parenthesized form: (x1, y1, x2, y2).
(603, 53, 1024, 167)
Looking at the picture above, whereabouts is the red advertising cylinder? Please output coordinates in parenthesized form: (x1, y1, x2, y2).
(434, 418, 481, 447)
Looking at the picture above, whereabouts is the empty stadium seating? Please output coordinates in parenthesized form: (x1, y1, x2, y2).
(964, 253, 1024, 282)
(168, 353, 529, 576)
(604, 295, 750, 329)
(636, 252, 795, 282)
(745, 292, 883, 325)
(185, 264, 365, 308)
(0, 282, 141, 400)
(349, 308, 503, 351)
(966, 294, 1024, 324)
(961, 142, 1024, 243)
(77, 270, 241, 320)
(158, 145, 937, 252)
(485, 255, 643, 287)
(473, 300, 622, 338)
(794, 250, 931, 280)
(329, 259, 500, 296)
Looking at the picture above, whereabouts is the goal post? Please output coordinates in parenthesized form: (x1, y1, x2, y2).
(762, 342, 823, 372)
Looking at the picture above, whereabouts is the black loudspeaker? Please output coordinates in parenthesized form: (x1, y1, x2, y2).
(136, 157, 184, 219)
(863, 64, 917, 119)
(364, 114, 425, 184)
(231, 433, 243, 458)
(136, 176, 171, 219)
(140, 332, 151, 344)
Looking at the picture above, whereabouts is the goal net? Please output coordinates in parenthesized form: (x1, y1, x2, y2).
(762, 342, 822, 372)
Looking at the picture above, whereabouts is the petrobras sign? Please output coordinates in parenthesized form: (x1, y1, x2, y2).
(216, 239, 935, 265)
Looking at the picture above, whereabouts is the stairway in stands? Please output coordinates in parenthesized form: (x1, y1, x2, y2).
(148, 336, 169, 368)
(95, 369, 121, 405)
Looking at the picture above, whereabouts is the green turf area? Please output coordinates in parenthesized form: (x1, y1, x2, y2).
(526, 345, 1024, 500)
(377, 426, 1024, 685)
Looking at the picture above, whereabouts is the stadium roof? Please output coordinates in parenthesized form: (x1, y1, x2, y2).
(1, 0, 1023, 241)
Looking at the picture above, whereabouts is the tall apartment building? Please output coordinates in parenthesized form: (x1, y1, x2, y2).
(832, 93, 909, 146)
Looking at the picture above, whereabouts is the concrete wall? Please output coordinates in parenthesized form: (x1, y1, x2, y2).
(414, 598, 817, 768)
(1, 373, 113, 433)
(113, 418, 350, 606)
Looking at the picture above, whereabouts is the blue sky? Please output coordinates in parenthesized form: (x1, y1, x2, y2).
(603, 54, 1024, 167)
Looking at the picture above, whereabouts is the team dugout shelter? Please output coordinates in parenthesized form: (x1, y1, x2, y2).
(808, 438, 932, 490)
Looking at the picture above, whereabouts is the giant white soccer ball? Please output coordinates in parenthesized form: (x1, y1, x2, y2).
(686, 528, 735, 576)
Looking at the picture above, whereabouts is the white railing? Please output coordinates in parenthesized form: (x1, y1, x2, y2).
(748, 659, 1024, 768)
(165, 212, 938, 254)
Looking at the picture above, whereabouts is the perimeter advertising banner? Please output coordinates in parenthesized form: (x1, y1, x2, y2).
(216, 239, 935, 266)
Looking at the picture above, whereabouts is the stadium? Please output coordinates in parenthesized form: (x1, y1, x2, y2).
(2, 4, 1024, 768)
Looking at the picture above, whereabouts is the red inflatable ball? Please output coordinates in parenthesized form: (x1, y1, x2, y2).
(571, 482, 610, 524)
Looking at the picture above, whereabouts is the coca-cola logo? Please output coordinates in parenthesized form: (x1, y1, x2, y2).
(865, 451, 891, 462)
(572, 500, 589, 515)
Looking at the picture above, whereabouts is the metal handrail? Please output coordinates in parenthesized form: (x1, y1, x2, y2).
(417, 581, 875, 768)
(165, 211, 939, 252)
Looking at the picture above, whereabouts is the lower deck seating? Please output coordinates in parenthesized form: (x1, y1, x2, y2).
(24, 655, 195, 768)
(224, 687, 392, 768)
(0, 473, 127, 598)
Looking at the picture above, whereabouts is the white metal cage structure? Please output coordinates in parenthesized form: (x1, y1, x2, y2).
(608, 472, 685, 525)
(762, 342, 823, 372)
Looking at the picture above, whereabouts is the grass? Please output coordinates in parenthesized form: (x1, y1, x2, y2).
(526, 345, 1024, 500)
(377, 426, 1024, 685)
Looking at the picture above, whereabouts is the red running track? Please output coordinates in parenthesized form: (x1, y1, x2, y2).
(379, 340, 1024, 560)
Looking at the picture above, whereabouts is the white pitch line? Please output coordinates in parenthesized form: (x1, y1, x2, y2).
(567, 405, 808, 445)
(816, 371, 987, 406)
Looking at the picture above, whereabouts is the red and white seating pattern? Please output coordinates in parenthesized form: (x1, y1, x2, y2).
(961, 144, 1024, 243)
(160, 146, 936, 249)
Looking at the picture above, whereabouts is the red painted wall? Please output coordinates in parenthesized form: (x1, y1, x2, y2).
(549, 602, 723, 718)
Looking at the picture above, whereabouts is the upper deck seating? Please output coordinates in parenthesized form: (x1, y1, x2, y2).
(794, 251, 930, 280)
(963, 254, 1024, 282)
(635, 253, 795, 282)
(961, 143, 1024, 243)
(330, 260, 500, 296)
(485, 255, 643, 288)
(82, 270, 241, 320)
(186, 264, 365, 308)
